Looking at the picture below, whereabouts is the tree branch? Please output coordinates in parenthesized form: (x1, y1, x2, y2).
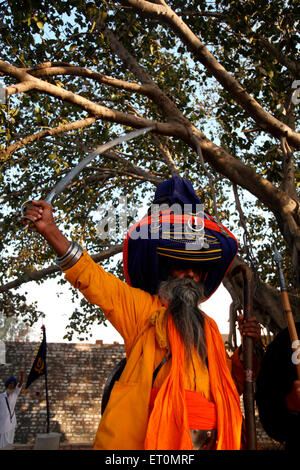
(0, 116, 98, 160)
(150, 134, 180, 176)
(24, 63, 157, 98)
(181, 9, 300, 76)
(2, 34, 300, 270)
(93, 18, 187, 124)
(77, 164, 162, 187)
(0, 244, 123, 293)
(121, 0, 300, 149)
(187, 129, 220, 222)
(1, 58, 298, 232)
(91, 17, 300, 224)
(253, 36, 300, 77)
(101, 150, 163, 185)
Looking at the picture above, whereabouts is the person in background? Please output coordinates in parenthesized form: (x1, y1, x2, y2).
(0, 371, 24, 448)
(256, 323, 300, 450)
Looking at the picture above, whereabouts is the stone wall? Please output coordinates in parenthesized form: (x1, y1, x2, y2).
(0, 341, 283, 449)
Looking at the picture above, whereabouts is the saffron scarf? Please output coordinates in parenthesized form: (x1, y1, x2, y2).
(149, 388, 217, 430)
(144, 314, 242, 450)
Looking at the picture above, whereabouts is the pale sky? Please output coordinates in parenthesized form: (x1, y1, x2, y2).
(21, 274, 234, 345)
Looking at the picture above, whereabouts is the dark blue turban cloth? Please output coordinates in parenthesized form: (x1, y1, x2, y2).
(5, 376, 17, 388)
(123, 176, 238, 299)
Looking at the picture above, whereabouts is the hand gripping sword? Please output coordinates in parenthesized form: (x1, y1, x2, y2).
(19, 126, 155, 227)
(273, 246, 300, 379)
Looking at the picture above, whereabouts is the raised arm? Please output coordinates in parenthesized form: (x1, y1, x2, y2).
(22, 201, 161, 347)
(17, 371, 24, 388)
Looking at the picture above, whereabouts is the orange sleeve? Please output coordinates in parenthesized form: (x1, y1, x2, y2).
(64, 251, 162, 347)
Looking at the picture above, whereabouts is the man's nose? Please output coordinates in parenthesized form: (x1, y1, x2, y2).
(185, 269, 195, 278)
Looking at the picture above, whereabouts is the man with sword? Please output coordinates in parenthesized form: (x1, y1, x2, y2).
(21, 129, 260, 450)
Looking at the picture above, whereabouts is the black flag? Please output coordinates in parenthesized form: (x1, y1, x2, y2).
(24, 325, 47, 391)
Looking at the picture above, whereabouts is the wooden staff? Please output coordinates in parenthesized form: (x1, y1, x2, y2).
(231, 264, 257, 450)
(274, 247, 300, 379)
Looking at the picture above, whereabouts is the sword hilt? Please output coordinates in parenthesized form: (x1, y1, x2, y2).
(18, 200, 35, 230)
(18, 199, 53, 231)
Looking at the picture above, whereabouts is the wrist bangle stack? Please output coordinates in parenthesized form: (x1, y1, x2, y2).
(55, 241, 83, 270)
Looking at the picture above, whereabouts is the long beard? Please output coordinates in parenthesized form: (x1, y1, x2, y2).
(158, 277, 207, 364)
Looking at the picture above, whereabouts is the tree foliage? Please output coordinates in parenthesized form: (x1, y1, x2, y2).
(0, 0, 299, 341)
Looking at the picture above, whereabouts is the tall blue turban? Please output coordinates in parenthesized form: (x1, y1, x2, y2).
(123, 176, 238, 299)
(5, 376, 17, 388)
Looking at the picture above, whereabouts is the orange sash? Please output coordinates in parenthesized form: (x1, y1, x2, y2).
(144, 315, 242, 450)
(149, 388, 217, 430)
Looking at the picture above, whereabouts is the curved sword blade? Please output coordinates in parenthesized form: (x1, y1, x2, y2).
(44, 125, 155, 204)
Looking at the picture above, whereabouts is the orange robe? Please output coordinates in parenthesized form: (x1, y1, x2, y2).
(64, 251, 242, 450)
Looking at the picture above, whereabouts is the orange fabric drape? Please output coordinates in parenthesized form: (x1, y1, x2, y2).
(149, 388, 217, 430)
(204, 315, 243, 449)
(144, 315, 193, 450)
(144, 315, 242, 450)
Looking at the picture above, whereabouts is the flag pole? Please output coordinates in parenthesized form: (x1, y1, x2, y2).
(42, 325, 50, 433)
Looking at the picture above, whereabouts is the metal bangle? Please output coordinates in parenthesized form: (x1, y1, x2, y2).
(55, 242, 83, 270)
(59, 242, 82, 270)
(57, 244, 83, 270)
(56, 242, 75, 263)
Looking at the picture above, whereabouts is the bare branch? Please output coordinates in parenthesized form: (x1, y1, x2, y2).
(93, 18, 187, 124)
(150, 134, 180, 176)
(2, 57, 298, 229)
(78, 164, 162, 187)
(0, 60, 162, 132)
(101, 150, 163, 185)
(232, 182, 257, 272)
(25, 64, 157, 98)
(0, 244, 123, 293)
(1, 39, 299, 264)
(187, 128, 220, 222)
(253, 36, 300, 77)
(6, 80, 37, 95)
(0, 116, 98, 160)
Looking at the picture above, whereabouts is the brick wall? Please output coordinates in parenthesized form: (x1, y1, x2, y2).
(1, 341, 125, 445)
(1, 341, 283, 450)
